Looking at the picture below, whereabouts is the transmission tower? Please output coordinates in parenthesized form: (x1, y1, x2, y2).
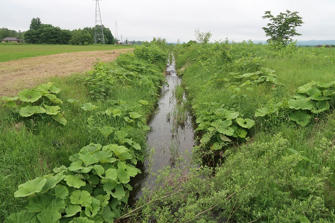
(94, 0, 105, 44)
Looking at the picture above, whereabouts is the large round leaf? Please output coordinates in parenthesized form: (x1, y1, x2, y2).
(288, 97, 314, 111)
(18, 89, 42, 103)
(19, 105, 46, 117)
(236, 118, 255, 129)
(311, 101, 330, 114)
(14, 177, 47, 197)
(44, 105, 61, 115)
(289, 110, 312, 127)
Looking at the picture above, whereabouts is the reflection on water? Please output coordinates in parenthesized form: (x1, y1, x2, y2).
(132, 55, 194, 199)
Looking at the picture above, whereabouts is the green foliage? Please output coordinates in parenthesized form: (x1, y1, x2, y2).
(7, 143, 140, 223)
(194, 30, 212, 44)
(70, 30, 94, 45)
(131, 135, 335, 223)
(263, 10, 303, 47)
(1, 82, 67, 126)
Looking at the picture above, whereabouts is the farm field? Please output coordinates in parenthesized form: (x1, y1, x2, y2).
(2, 41, 335, 223)
(0, 44, 131, 62)
(0, 48, 133, 96)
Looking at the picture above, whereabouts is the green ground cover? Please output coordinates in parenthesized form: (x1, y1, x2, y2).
(127, 43, 335, 222)
(0, 44, 131, 62)
(0, 42, 168, 222)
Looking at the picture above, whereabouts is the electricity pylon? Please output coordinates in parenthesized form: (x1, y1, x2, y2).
(94, 0, 105, 44)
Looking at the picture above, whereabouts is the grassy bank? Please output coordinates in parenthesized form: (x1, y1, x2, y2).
(127, 43, 335, 222)
(0, 42, 168, 222)
(0, 44, 132, 62)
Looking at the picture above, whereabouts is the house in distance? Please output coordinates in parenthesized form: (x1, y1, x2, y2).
(2, 37, 21, 43)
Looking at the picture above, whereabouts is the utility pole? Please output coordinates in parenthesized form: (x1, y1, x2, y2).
(94, 0, 105, 44)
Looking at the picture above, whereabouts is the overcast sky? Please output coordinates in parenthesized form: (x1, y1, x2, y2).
(1, 0, 335, 42)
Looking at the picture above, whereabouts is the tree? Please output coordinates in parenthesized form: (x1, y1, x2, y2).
(30, 18, 42, 30)
(262, 10, 303, 47)
(195, 30, 212, 44)
(70, 30, 93, 45)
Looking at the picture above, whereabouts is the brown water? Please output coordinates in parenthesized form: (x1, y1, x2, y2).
(132, 55, 194, 199)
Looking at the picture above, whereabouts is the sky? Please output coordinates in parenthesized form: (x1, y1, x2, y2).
(1, 0, 335, 42)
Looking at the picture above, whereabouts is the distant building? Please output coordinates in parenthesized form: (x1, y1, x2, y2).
(2, 37, 21, 43)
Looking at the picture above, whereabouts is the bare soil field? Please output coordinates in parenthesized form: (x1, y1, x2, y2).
(0, 48, 133, 96)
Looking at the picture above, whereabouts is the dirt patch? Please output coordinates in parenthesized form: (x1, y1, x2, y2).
(0, 48, 133, 96)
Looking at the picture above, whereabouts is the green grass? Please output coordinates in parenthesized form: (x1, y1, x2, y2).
(127, 43, 335, 222)
(0, 44, 131, 62)
(0, 43, 167, 221)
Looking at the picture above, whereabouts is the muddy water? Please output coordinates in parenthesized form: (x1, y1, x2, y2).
(133, 55, 194, 198)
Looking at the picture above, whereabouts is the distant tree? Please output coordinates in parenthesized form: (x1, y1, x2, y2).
(195, 30, 212, 44)
(30, 18, 42, 30)
(70, 30, 93, 45)
(0, 28, 19, 40)
(262, 10, 303, 47)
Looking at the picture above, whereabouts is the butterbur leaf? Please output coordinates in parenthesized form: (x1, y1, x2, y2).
(79, 152, 99, 166)
(126, 165, 140, 177)
(311, 101, 330, 114)
(18, 89, 42, 103)
(210, 142, 224, 151)
(70, 190, 92, 207)
(69, 217, 95, 223)
(19, 105, 46, 117)
(52, 113, 67, 126)
(44, 94, 63, 104)
(44, 105, 61, 115)
(1, 96, 18, 102)
(105, 168, 118, 181)
(35, 82, 53, 93)
(55, 185, 69, 199)
(117, 168, 130, 184)
(129, 112, 142, 119)
(104, 144, 132, 160)
(236, 118, 255, 129)
(14, 177, 47, 197)
(49, 84, 61, 94)
(65, 205, 81, 217)
(99, 126, 115, 138)
(111, 184, 126, 200)
(41, 174, 64, 192)
(65, 175, 86, 189)
(139, 99, 149, 105)
(81, 103, 97, 111)
(37, 209, 61, 223)
(289, 110, 311, 127)
(224, 110, 239, 120)
(93, 165, 105, 177)
(288, 97, 314, 110)
(85, 197, 101, 217)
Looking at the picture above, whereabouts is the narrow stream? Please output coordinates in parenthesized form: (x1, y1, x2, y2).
(133, 55, 194, 199)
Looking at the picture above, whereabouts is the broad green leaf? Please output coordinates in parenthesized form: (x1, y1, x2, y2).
(93, 165, 105, 177)
(105, 168, 118, 181)
(79, 152, 99, 166)
(35, 82, 53, 93)
(37, 209, 61, 223)
(210, 142, 224, 151)
(117, 168, 130, 184)
(129, 112, 142, 119)
(52, 113, 67, 126)
(85, 197, 101, 217)
(296, 82, 316, 95)
(288, 97, 314, 111)
(69, 217, 95, 223)
(236, 118, 255, 129)
(44, 105, 61, 115)
(104, 144, 132, 160)
(69, 160, 84, 171)
(6, 211, 38, 223)
(19, 105, 46, 117)
(219, 127, 235, 136)
(65, 175, 86, 189)
(139, 99, 149, 105)
(1, 96, 18, 102)
(111, 184, 125, 200)
(80, 143, 102, 153)
(18, 89, 42, 103)
(126, 165, 140, 177)
(65, 205, 81, 217)
(99, 126, 115, 138)
(41, 174, 64, 192)
(55, 185, 69, 199)
(220, 134, 232, 142)
(311, 101, 330, 114)
(289, 110, 312, 127)
(70, 190, 92, 207)
(81, 103, 97, 111)
(49, 84, 61, 94)
(14, 177, 47, 197)
(44, 94, 63, 104)
(224, 110, 239, 120)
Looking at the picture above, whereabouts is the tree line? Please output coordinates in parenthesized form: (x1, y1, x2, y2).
(1, 18, 116, 45)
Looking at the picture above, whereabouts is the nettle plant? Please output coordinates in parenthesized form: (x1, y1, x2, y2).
(7, 143, 140, 223)
(1, 82, 67, 125)
(255, 81, 335, 127)
(194, 103, 255, 153)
